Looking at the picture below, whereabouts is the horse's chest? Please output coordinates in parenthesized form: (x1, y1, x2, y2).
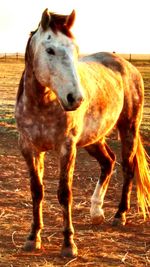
(16, 105, 66, 150)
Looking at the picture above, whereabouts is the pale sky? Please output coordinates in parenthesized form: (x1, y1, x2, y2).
(0, 0, 150, 54)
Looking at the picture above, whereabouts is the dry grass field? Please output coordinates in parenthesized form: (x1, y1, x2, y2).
(0, 58, 150, 266)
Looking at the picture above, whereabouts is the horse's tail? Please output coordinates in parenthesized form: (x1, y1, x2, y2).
(135, 135, 150, 219)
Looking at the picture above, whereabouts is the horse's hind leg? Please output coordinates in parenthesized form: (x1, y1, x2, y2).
(19, 138, 45, 251)
(113, 124, 138, 226)
(86, 140, 116, 224)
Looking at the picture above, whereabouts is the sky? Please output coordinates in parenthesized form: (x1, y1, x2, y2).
(0, 0, 150, 54)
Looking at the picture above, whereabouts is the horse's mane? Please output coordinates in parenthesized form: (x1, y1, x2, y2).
(16, 71, 24, 103)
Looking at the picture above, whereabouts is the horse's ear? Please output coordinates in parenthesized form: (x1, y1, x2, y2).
(66, 10, 76, 29)
(41, 8, 51, 31)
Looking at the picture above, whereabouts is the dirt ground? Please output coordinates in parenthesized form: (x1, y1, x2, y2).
(0, 60, 150, 266)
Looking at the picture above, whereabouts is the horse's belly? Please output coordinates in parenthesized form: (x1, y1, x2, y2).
(78, 107, 122, 147)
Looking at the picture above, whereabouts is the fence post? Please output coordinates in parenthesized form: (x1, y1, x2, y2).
(16, 52, 18, 60)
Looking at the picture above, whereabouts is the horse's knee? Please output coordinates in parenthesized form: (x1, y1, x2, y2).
(57, 184, 72, 206)
(100, 157, 115, 181)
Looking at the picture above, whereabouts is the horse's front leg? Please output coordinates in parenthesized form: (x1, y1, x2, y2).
(57, 140, 77, 258)
(20, 141, 45, 251)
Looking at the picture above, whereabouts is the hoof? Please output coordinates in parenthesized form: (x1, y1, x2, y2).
(23, 239, 41, 251)
(90, 207, 105, 225)
(91, 214, 105, 225)
(112, 216, 126, 226)
(61, 243, 78, 258)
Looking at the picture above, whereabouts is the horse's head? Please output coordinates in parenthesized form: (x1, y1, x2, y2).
(27, 9, 84, 111)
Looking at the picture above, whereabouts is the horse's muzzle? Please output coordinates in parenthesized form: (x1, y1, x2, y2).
(64, 93, 84, 111)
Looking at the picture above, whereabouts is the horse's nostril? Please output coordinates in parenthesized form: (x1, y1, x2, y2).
(67, 93, 75, 105)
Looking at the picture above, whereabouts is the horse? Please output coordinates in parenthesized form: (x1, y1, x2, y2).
(15, 9, 150, 258)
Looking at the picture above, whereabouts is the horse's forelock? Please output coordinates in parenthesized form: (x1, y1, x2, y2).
(49, 13, 74, 38)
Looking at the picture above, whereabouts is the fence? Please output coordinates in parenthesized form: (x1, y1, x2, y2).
(118, 53, 150, 61)
(0, 53, 24, 61)
(1, 52, 150, 62)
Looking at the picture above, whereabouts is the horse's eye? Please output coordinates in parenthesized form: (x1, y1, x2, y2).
(46, 48, 55, 55)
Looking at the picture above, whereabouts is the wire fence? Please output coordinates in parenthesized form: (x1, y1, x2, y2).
(118, 53, 150, 62)
(1, 52, 150, 62)
(0, 53, 24, 61)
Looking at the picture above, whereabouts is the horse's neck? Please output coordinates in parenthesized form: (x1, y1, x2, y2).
(78, 61, 101, 90)
(24, 67, 57, 107)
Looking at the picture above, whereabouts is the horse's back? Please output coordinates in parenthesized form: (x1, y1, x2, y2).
(80, 52, 125, 75)
(81, 52, 144, 114)
(80, 52, 142, 77)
